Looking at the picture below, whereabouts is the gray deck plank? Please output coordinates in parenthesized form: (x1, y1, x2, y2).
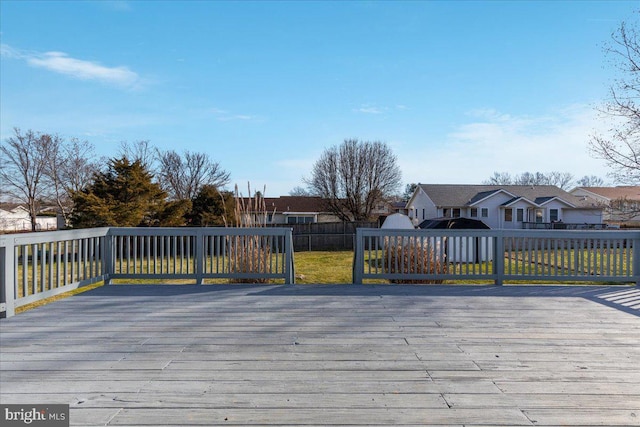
(1, 284, 639, 426)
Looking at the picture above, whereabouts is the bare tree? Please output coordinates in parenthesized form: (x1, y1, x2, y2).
(0, 128, 58, 231)
(483, 172, 513, 185)
(576, 175, 606, 187)
(156, 149, 230, 201)
(483, 171, 575, 189)
(590, 14, 640, 184)
(119, 140, 156, 172)
(545, 171, 575, 190)
(45, 137, 99, 226)
(289, 186, 313, 197)
(306, 139, 402, 221)
(42, 133, 66, 224)
(514, 171, 549, 186)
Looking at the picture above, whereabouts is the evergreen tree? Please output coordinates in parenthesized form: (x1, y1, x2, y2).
(186, 185, 234, 226)
(71, 157, 167, 228)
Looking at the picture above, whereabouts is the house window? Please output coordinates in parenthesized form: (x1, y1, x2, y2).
(505, 208, 513, 222)
(481, 208, 488, 218)
(422, 209, 425, 220)
(470, 208, 477, 217)
(443, 208, 449, 218)
(452, 208, 461, 218)
(535, 209, 544, 223)
(550, 209, 559, 222)
(287, 216, 314, 224)
(516, 208, 524, 222)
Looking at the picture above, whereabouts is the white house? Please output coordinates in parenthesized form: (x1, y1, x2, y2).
(570, 186, 640, 226)
(0, 205, 58, 232)
(406, 184, 602, 229)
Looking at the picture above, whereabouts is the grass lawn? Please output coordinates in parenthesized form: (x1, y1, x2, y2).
(294, 251, 356, 284)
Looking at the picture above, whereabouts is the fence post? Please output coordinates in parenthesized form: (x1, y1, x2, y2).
(195, 229, 204, 285)
(284, 228, 295, 284)
(103, 231, 113, 285)
(352, 228, 364, 284)
(633, 234, 640, 287)
(0, 236, 16, 318)
(494, 231, 504, 286)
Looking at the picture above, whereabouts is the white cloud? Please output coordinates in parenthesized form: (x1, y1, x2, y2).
(355, 104, 385, 114)
(398, 104, 612, 186)
(208, 107, 259, 122)
(354, 104, 410, 115)
(216, 114, 255, 122)
(1, 44, 142, 89)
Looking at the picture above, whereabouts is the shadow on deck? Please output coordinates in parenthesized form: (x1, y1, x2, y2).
(81, 283, 640, 317)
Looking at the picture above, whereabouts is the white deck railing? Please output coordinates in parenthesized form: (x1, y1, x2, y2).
(353, 228, 640, 285)
(3, 227, 639, 318)
(1, 227, 294, 318)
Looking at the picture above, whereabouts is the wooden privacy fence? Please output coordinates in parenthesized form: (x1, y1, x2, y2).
(0, 227, 294, 318)
(353, 228, 640, 285)
(284, 221, 378, 251)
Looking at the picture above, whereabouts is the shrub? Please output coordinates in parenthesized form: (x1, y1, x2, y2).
(383, 237, 447, 284)
(226, 183, 273, 283)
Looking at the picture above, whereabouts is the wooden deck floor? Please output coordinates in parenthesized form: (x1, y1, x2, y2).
(1, 284, 639, 426)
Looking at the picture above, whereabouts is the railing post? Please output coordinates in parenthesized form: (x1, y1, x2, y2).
(284, 228, 295, 284)
(195, 228, 204, 285)
(0, 236, 16, 318)
(633, 233, 640, 287)
(104, 230, 113, 285)
(494, 231, 504, 286)
(352, 228, 364, 284)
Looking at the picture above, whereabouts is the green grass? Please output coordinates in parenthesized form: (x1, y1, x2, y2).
(12, 249, 634, 315)
(294, 251, 357, 284)
(15, 282, 104, 314)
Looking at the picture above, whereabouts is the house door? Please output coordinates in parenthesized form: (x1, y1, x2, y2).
(535, 209, 544, 223)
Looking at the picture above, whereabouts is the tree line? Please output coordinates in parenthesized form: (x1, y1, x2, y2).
(0, 131, 234, 231)
(0, 133, 404, 229)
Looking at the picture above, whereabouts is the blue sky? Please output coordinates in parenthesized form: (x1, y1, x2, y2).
(1, 1, 636, 196)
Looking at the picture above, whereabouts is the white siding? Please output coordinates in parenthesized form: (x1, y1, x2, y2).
(502, 200, 534, 230)
(0, 208, 58, 232)
(470, 192, 514, 229)
(406, 189, 437, 224)
(563, 209, 602, 224)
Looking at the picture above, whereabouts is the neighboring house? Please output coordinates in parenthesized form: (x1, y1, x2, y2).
(263, 196, 341, 224)
(406, 184, 602, 229)
(570, 186, 640, 226)
(0, 204, 58, 232)
(262, 196, 396, 224)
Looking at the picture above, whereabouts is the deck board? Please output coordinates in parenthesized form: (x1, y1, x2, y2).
(1, 284, 639, 426)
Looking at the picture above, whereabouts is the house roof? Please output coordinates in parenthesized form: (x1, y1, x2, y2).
(263, 196, 329, 214)
(573, 186, 640, 202)
(414, 184, 593, 208)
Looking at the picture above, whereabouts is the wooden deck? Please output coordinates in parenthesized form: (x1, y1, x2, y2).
(1, 284, 639, 426)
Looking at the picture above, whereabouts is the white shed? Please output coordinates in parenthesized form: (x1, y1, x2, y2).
(381, 213, 415, 230)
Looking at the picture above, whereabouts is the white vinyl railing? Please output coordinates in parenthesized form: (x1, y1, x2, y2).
(353, 228, 640, 285)
(3, 227, 639, 318)
(0, 228, 110, 318)
(1, 227, 294, 318)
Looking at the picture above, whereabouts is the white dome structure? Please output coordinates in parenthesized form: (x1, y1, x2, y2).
(381, 213, 415, 230)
